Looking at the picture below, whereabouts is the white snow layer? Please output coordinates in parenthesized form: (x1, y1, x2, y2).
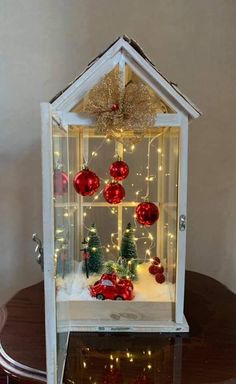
(56, 261, 174, 303)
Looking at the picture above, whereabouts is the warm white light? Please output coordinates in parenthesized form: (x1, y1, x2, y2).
(83, 212, 87, 217)
(158, 165, 163, 171)
(56, 229, 63, 234)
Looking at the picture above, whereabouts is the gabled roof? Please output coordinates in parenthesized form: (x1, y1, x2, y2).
(50, 35, 201, 119)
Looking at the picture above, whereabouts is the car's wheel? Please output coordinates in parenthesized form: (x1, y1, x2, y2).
(115, 296, 124, 301)
(96, 294, 105, 300)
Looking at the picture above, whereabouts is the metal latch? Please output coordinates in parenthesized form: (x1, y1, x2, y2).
(179, 215, 186, 231)
(32, 233, 44, 271)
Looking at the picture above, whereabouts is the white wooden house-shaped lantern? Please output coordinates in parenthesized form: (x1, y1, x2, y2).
(41, 36, 201, 383)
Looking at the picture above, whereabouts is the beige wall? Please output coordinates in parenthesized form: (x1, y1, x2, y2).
(1, 0, 236, 305)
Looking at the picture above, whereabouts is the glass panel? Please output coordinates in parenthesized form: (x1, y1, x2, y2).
(55, 125, 179, 340)
(63, 332, 180, 384)
(53, 65, 180, 381)
(52, 120, 72, 383)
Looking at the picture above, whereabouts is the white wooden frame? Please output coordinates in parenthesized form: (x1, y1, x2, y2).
(41, 37, 201, 384)
(41, 103, 57, 384)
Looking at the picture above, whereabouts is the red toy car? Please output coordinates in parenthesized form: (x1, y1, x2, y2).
(89, 272, 134, 301)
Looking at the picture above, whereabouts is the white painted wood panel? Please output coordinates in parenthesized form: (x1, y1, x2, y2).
(41, 103, 57, 384)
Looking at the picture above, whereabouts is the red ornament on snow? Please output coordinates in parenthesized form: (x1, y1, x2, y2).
(155, 273, 165, 284)
(149, 264, 159, 275)
(110, 160, 129, 181)
(156, 265, 164, 274)
(135, 202, 159, 226)
(73, 167, 100, 196)
(103, 182, 125, 204)
(152, 256, 161, 265)
(149, 263, 164, 275)
(54, 170, 68, 197)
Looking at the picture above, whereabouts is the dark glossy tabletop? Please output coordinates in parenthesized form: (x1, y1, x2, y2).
(0, 271, 235, 384)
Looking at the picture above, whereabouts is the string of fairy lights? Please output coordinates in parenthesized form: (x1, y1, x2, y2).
(53, 127, 177, 269)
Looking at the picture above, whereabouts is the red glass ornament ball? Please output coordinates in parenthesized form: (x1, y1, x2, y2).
(135, 202, 159, 226)
(155, 273, 165, 284)
(54, 170, 68, 196)
(149, 264, 158, 275)
(111, 103, 119, 111)
(103, 182, 125, 204)
(110, 160, 129, 181)
(152, 256, 161, 265)
(73, 168, 100, 196)
(149, 264, 164, 275)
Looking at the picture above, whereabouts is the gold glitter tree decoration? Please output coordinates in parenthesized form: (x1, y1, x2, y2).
(82, 69, 161, 144)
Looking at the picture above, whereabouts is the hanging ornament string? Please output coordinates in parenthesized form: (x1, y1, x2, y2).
(87, 137, 107, 166)
(82, 70, 160, 144)
(142, 128, 169, 201)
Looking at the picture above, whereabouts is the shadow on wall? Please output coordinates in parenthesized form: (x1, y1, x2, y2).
(0, 139, 43, 306)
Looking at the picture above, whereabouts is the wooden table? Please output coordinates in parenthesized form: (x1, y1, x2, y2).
(0, 271, 235, 383)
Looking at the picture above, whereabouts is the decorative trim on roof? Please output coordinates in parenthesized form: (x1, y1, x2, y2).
(50, 36, 201, 118)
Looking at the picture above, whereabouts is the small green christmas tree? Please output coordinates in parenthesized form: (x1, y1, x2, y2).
(120, 223, 138, 280)
(83, 224, 104, 275)
(104, 260, 130, 278)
